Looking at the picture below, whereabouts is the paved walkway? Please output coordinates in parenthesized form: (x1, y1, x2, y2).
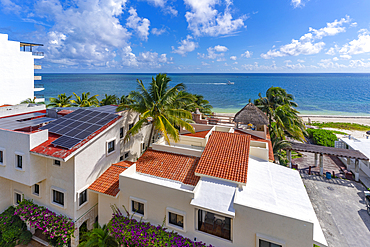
(302, 173, 370, 247)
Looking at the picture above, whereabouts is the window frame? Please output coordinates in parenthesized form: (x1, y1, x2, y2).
(51, 186, 66, 209)
(106, 138, 116, 156)
(78, 189, 88, 208)
(0, 148, 5, 166)
(14, 152, 24, 171)
(128, 123, 134, 130)
(120, 127, 124, 139)
(32, 183, 41, 197)
(14, 191, 23, 206)
(166, 207, 186, 232)
(129, 196, 147, 219)
(256, 233, 286, 247)
(54, 160, 61, 166)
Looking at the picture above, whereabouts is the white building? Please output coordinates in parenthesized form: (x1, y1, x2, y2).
(90, 124, 327, 247)
(0, 33, 44, 105)
(0, 104, 149, 246)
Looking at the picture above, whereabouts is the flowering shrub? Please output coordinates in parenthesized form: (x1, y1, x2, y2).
(109, 206, 213, 247)
(15, 199, 74, 246)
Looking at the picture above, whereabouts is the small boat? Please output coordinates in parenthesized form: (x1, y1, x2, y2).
(227, 81, 234, 85)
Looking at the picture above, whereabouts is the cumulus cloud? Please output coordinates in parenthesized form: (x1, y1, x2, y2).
(326, 46, 337, 55)
(350, 22, 357, 27)
(241, 50, 252, 58)
(284, 60, 305, 69)
(230, 56, 237, 60)
(151, 27, 166, 36)
(317, 59, 347, 69)
(340, 54, 352, 60)
(297, 59, 305, 63)
(338, 29, 370, 55)
(291, 0, 304, 8)
(198, 45, 228, 59)
(143, 0, 177, 16)
(333, 57, 339, 61)
(261, 16, 351, 59)
(349, 60, 370, 68)
(126, 7, 150, 41)
(172, 35, 198, 56)
(184, 0, 246, 37)
(120, 47, 170, 68)
(0, 0, 22, 14)
(242, 61, 277, 71)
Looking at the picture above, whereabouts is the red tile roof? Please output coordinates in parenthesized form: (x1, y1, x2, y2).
(88, 161, 133, 196)
(30, 117, 121, 160)
(182, 130, 210, 138)
(195, 131, 250, 184)
(136, 149, 200, 186)
(234, 129, 274, 161)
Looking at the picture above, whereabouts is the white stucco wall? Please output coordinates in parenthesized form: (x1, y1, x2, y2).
(0, 33, 35, 105)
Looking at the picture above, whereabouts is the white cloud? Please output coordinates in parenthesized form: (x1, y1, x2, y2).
(184, 0, 246, 37)
(261, 16, 350, 59)
(241, 50, 252, 58)
(172, 35, 198, 56)
(340, 54, 352, 60)
(126, 7, 150, 41)
(317, 59, 347, 69)
(143, 0, 177, 16)
(151, 27, 166, 36)
(333, 57, 339, 61)
(291, 0, 304, 8)
(350, 22, 357, 27)
(349, 60, 370, 68)
(120, 47, 170, 68)
(338, 29, 370, 55)
(241, 61, 277, 71)
(284, 60, 305, 69)
(0, 0, 22, 13)
(233, 61, 238, 64)
(326, 46, 337, 55)
(198, 45, 228, 59)
(297, 59, 305, 63)
(201, 61, 210, 66)
(230, 56, 237, 60)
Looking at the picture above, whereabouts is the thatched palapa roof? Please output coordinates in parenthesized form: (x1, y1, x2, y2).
(234, 103, 269, 126)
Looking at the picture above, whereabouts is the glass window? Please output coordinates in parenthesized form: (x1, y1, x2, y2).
(16, 155, 22, 169)
(169, 212, 184, 228)
(129, 123, 134, 130)
(53, 190, 64, 206)
(108, 140, 115, 154)
(132, 200, 144, 215)
(259, 239, 282, 247)
(120, 127, 124, 138)
(34, 184, 40, 195)
(79, 189, 87, 206)
(197, 209, 231, 240)
(119, 156, 124, 161)
(125, 152, 129, 159)
(54, 160, 61, 166)
(0, 150, 3, 163)
(15, 193, 22, 205)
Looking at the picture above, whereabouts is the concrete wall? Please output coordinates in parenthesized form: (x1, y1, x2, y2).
(0, 177, 12, 213)
(0, 34, 35, 105)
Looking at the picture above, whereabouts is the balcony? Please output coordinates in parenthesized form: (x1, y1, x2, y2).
(34, 84, 44, 92)
(32, 52, 44, 58)
(34, 65, 42, 69)
(19, 42, 44, 59)
(34, 76, 42, 80)
(34, 94, 45, 103)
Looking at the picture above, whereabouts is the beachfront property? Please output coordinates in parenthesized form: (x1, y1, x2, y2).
(89, 118, 327, 246)
(0, 33, 44, 105)
(0, 104, 150, 246)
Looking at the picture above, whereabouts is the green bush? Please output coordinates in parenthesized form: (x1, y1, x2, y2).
(0, 206, 32, 246)
(306, 128, 337, 147)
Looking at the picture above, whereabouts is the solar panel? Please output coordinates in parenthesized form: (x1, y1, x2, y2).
(76, 123, 91, 130)
(85, 124, 101, 132)
(52, 136, 81, 149)
(86, 117, 101, 124)
(57, 126, 74, 135)
(75, 130, 92, 139)
(64, 129, 81, 137)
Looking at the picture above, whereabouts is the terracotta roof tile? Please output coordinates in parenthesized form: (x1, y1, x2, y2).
(195, 131, 250, 184)
(88, 161, 133, 196)
(234, 129, 274, 161)
(136, 149, 200, 186)
(182, 130, 210, 138)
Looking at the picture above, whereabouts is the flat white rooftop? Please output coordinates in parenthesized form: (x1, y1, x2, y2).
(341, 137, 370, 159)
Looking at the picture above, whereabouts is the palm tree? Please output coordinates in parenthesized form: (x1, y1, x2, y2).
(20, 97, 44, 104)
(78, 224, 118, 247)
(100, 94, 119, 106)
(193, 94, 213, 115)
(117, 73, 195, 145)
(47, 93, 72, 107)
(71, 92, 99, 107)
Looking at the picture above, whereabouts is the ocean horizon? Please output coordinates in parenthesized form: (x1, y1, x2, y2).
(36, 73, 370, 116)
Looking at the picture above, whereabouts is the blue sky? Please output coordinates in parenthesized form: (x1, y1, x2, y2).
(1, 0, 370, 73)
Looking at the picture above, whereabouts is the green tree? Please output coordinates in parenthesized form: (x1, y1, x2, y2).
(20, 97, 45, 104)
(117, 73, 194, 145)
(47, 93, 72, 107)
(100, 94, 119, 106)
(78, 224, 118, 247)
(193, 94, 213, 115)
(71, 92, 99, 107)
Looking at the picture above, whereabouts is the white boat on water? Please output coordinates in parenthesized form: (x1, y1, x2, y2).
(227, 81, 234, 85)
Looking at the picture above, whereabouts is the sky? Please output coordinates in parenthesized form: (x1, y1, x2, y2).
(1, 0, 370, 73)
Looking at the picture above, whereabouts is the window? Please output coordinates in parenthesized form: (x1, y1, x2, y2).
(14, 192, 22, 205)
(129, 123, 134, 130)
(33, 184, 40, 196)
(125, 152, 129, 159)
(16, 155, 22, 169)
(54, 160, 61, 166)
(79, 190, 87, 206)
(120, 127, 124, 138)
(169, 212, 184, 228)
(259, 240, 282, 247)
(53, 189, 64, 206)
(107, 140, 115, 154)
(119, 156, 123, 161)
(132, 200, 144, 215)
(0, 150, 3, 164)
(197, 209, 231, 240)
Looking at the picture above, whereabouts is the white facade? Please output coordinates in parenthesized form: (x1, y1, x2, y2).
(94, 126, 327, 247)
(0, 33, 44, 105)
(0, 106, 149, 246)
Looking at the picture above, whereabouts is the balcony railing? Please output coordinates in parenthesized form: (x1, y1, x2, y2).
(34, 76, 42, 80)
(32, 52, 44, 56)
(34, 65, 42, 69)
(35, 94, 44, 99)
(34, 84, 44, 88)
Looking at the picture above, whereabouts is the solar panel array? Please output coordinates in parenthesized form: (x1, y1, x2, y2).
(40, 108, 118, 149)
(0, 112, 55, 130)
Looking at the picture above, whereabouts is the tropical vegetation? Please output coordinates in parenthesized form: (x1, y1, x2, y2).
(71, 92, 100, 107)
(79, 223, 118, 247)
(15, 199, 74, 246)
(310, 122, 370, 132)
(100, 94, 119, 106)
(306, 128, 338, 147)
(254, 86, 306, 164)
(47, 93, 73, 107)
(20, 97, 45, 104)
(117, 73, 195, 145)
(0, 206, 32, 247)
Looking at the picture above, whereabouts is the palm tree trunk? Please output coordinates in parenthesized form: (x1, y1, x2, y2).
(148, 121, 155, 147)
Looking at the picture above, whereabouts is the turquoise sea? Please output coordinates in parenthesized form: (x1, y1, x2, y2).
(37, 73, 370, 115)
